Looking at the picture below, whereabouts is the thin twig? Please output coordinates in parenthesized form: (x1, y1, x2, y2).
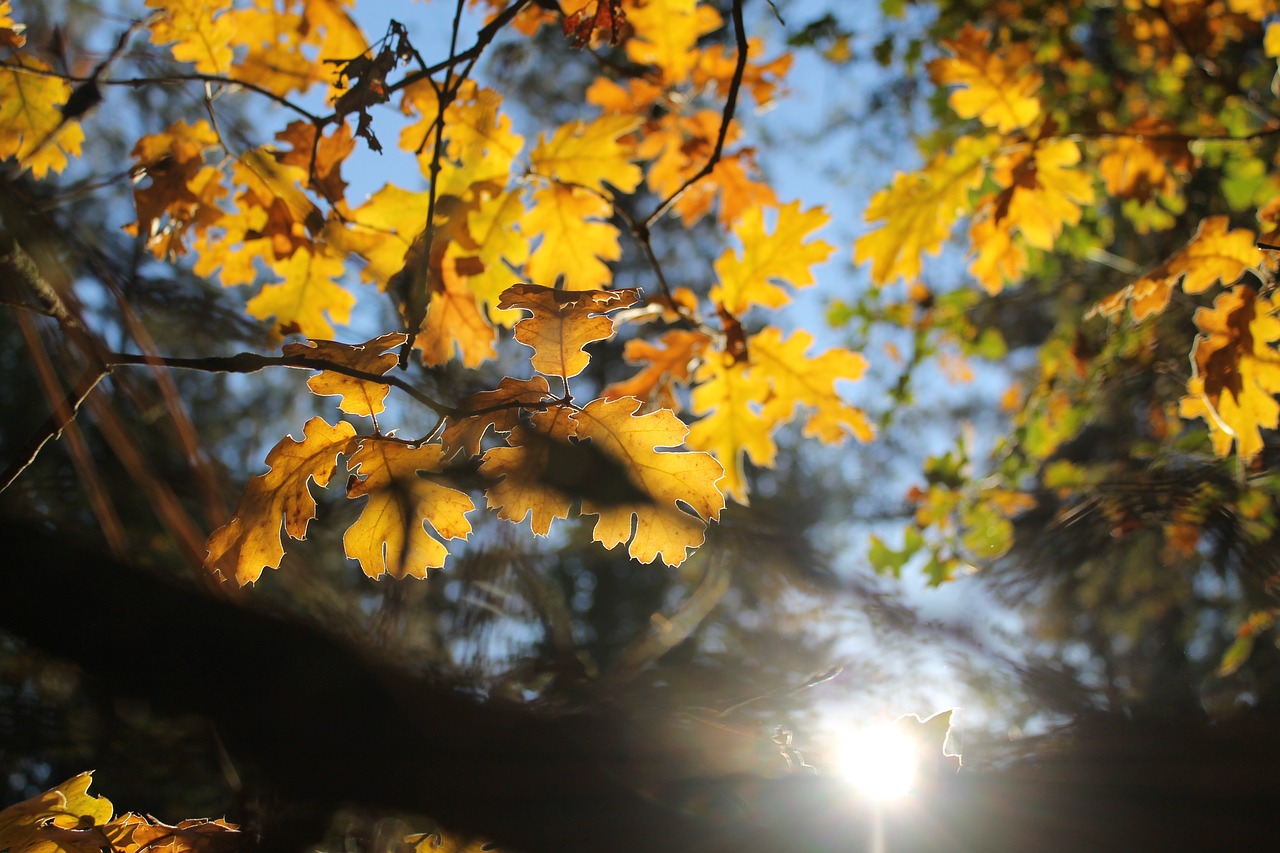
(0, 62, 324, 123)
(0, 366, 106, 494)
(642, 0, 748, 230)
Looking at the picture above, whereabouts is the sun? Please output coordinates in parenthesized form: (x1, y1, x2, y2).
(834, 723, 921, 802)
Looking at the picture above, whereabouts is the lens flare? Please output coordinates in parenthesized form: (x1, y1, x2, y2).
(836, 724, 920, 801)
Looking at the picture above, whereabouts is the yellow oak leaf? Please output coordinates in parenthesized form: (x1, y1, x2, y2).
(603, 329, 713, 410)
(1180, 286, 1280, 461)
(248, 247, 354, 339)
(0, 56, 85, 178)
(145, 0, 234, 74)
(1093, 217, 1260, 321)
(402, 82, 524, 197)
(479, 406, 580, 534)
(529, 114, 642, 195)
(192, 148, 324, 288)
(343, 439, 475, 579)
(480, 400, 724, 566)
(205, 417, 356, 584)
(225, 4, 311, 96)
(445, 188, 529, 326)
(687, 353, 775, 504)
(687, 329, 872, 503)
(0, 773, 113, 853)
(572, 397, 725, 566)
(499, 283, 641, 378)
(341, 183, 432, 286)
(522, 184, 622, 291)
(638, 110, 732, 210)
(1098, 118, 1195, 203)
(929, 24, 1042, 132)
(413, 237, 498, 367)
(749, 327, 874, 444)
(991, 139, 1094, 250)
(855, 134, 998, 286)
(967, 207, 1028, 295)
(626, 0, 722, 84)
(283, 332, 408, 417)
(441, 375, 552, 460)
(712, 201, 834, 315)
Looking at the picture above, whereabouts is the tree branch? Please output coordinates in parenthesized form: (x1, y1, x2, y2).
(100, 350, 454, 415)
(642, 0, 748, 230)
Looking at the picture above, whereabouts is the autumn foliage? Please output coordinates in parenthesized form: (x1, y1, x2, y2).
(7, 0, 1280, 845)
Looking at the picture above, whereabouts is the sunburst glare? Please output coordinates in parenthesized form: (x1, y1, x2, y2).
(835, 724, 920, 802)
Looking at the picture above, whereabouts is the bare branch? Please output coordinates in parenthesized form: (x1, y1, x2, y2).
(101, 350, 454, 416)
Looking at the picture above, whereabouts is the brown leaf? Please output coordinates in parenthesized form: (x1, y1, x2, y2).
(498, 283, 641, 378)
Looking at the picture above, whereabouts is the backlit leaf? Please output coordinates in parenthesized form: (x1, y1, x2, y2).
(855, 134, 998, 286)
(481, 400, 724, 566)
(529, 114, 642, 195)
(248, 247, 354, 340)
(712, 202, 833, 315)
(1094, 217, 1260, 320)
(0, 56, 84, 177)
(344, 439, 475, 579)
(0, 773, 113, 853)
(929, 24, 1042, 132)
(1180, 286, 1280, 461)
(499, 283, 641, 379)
(441, 375, 552, 460)
(205, 417, 356, 584)
(145, 0, 234, 74)
(283, 332, 408, 417)
(522, 184, 622, 291)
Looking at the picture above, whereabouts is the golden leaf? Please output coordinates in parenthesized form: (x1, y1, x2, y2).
(205, 417, 356, 584)
(929, 24, 1042, 132)
(248, 247, 354, 340)
(603, 329, 713, 409)
(480, 399, 724, 566)
(855, 134, 998, 286)
(1180, 286, 1280, 461)
(687, 353, 776, 504)
(626, 0, 722, 84)
(995, 139, 1094, 250)
(573, 397, 724, 566)
(273, 120, 355, 202)
(343, 439, 475, 579)
(529, 114, 642, 195)
(1098, 118, 1195, 203)
(1093, 217, 1260, 321)
(522, 184, 622, 290)
(283, 332, 408, 417)
(441, 375, 552, 460)
(498, 283, 641, 378)
(749, 327, 875, 445)
(0, 774, 113, 853)
(416, 251, 498, 368)
(712, 201, 834, 315)
(445, 188, 530, 326)
(145, 0, 234, 74)
(0, 1, 26, 49)
(124, 120, 226, 259)
(0, 56, 85, 178)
